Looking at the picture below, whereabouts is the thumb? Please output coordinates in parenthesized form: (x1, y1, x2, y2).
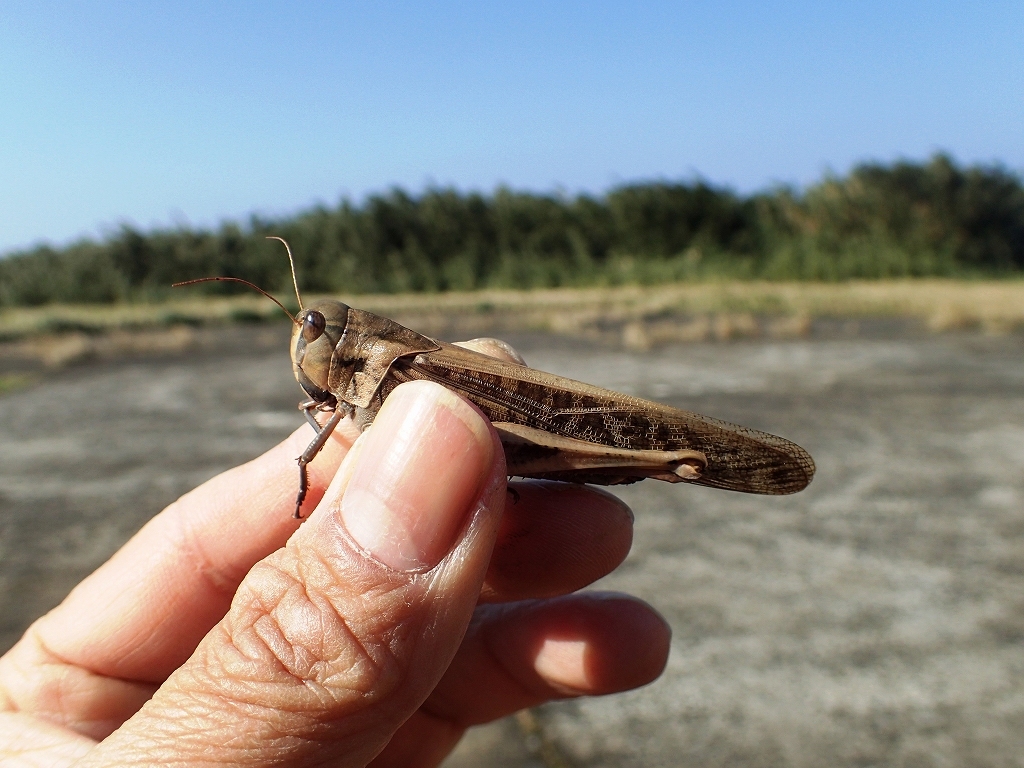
(82, 381, 506, 768)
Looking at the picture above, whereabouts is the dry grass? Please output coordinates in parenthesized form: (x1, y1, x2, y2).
(1, 280, 1022, 366)
(0, 295, 278, 338)
(342, 279, 1024, 344)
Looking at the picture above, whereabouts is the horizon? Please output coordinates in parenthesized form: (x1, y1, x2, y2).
(3, 1, 1022, 254)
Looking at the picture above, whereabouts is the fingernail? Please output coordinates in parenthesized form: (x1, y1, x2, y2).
(340, 381, 494, 571)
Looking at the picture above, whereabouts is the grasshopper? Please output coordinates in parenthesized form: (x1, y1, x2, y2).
(178, 238, 814, 517)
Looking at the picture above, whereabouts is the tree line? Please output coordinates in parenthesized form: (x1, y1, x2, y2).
(2, 153, 1022, 307)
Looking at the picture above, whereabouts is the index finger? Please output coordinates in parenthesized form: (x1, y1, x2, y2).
(35, 418, 358, 682)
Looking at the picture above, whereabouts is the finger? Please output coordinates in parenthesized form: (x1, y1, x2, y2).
(0, 711, 95, 767)
(0, 417, 357, 738)
(481, 480, 633, 603)
(433, 592, 671, 723)
(453, 338, 526, 365)
(81, 381, 508, 767)
(370, 593, 671, 768)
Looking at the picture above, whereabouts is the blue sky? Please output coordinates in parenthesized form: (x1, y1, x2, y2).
(1, 1, 1022, 253)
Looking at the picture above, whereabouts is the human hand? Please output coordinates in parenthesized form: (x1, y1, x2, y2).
(0, 340, 671, 767)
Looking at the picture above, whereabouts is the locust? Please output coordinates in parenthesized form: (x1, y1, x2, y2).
(177, 238, 815, 517)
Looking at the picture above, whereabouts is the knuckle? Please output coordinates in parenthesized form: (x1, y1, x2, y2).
(454, 338, 527, 365)
(207, 554, 407, 714)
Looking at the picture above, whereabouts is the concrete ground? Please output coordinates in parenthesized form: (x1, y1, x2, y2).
(1, 324, 1022, 767)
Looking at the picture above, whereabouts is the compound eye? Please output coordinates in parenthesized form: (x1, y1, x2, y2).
(301, 310, 326, 343)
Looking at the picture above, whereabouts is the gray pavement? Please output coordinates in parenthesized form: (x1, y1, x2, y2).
(1, 325, 1022, 767)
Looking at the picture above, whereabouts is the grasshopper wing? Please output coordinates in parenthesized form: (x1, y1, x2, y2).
(392, 342, 815, 495)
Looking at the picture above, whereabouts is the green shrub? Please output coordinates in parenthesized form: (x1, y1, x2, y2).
(1, 154, 1022, 306)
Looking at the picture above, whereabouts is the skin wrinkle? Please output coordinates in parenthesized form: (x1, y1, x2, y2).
(214, 694, 328, 750)
(26, 477, 251, 692)
(52, 502, 246, 684)
(0, 712, 97, 766)
(204, 527, 446, 737)
(144, 662, 363, 762)
(288, 549, 417, 699)
(11, 651, 59, 727)
(36, 642, 80, 729)
(0, 626, 154, 736)
(11, 493, 501, 760)
(0, 631, 49, 716)
(218, 571, 381, 711)
(168, 496, 250, 601)
(6, 549, 490, 742)
(230, 508, 448, 736)
(155, 656, 410, 766)
(258, 570, 357, 684)
(111, 689, 276, 765)
(187, 672, 323, 740)
(174, 432, 406, 717)
(18, 625, 95, 689)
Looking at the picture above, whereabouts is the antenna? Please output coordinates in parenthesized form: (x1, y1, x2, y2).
(171, 277, 299, 325)
(266, 236, 303, 312)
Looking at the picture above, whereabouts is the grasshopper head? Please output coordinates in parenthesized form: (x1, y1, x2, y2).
(291, 299, 349, 406)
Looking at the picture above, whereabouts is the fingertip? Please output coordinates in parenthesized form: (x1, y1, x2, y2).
(488, 593, 671, 698)
(576, 593, 671, 694)
(452, 338, 526, 365)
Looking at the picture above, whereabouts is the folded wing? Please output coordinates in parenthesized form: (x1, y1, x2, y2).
(392, 342, 815, 495)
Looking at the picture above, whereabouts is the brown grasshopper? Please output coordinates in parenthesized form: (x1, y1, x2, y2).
(178, 238, 814, 517)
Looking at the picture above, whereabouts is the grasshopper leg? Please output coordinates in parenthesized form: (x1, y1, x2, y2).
(294, 404, 348, 519)
(299, 398, 323, 432)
